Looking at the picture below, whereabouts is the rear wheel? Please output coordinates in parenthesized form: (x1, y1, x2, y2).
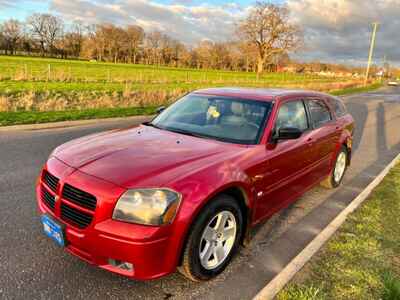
(321, 146, 348, 189)
(179, 194, 243, 281)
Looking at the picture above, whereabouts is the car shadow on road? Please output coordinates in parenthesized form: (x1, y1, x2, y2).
(377, 103, 389, 154)
(346, 101, 369, 151)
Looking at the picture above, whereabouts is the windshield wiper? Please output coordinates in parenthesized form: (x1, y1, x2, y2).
(142, 123, 200, 138)
(142, 122, 162, 129)
(143, 123, 221, 141)
(165, 127, 205, 138)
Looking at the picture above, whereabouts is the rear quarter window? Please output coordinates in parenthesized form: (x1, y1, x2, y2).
(307, 99, 332, 128)
(327, 97, 347, 118)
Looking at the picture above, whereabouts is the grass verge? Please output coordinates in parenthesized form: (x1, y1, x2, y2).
(0, 106, 156, 126)
(277, 163, 400, 300)
(332, 82, 382, 96)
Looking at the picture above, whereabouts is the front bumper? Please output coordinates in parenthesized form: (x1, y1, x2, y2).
(36, 157, 179, 280)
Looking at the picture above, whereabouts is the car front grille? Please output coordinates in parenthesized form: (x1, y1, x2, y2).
(40, 170, 97, 230)
(62, 184, 97, 210)
(42, 170, 59, 193)
(41, 187, 56, 210)
(60, 202, 94, 229)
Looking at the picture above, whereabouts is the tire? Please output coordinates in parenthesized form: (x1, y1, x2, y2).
(178, 194, 243, 281)
(321, 145, 348, 189)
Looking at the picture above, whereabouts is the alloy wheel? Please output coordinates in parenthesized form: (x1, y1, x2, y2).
(334, 151, 347, 183)
(199, 211, 237, 270)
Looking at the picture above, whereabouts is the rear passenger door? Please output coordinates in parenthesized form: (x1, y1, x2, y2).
(305, 98, 339, 181)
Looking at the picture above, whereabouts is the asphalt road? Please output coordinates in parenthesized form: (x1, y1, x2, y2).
(1, 87, 400, 300)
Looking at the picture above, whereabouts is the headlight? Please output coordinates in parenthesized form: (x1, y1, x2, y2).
(112, 189, 181, 226)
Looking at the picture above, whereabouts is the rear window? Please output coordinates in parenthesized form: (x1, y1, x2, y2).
(327, 97, 347, 117)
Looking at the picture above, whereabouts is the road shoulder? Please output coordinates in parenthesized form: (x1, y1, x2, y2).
(0, 115, 153, 132)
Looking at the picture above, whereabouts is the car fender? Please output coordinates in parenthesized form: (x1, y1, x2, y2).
(167, 163, 254, 268)
(331, 123, 353, 169)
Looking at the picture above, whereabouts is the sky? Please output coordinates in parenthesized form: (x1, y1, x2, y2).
(0, 0, 399, 66)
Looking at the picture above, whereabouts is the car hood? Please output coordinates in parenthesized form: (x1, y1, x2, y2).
(52, 125, 242, 188)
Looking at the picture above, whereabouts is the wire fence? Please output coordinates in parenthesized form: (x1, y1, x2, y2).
(0, 62, 353, 85)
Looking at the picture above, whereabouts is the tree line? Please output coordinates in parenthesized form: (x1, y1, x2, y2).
(0, 2, 301, 74)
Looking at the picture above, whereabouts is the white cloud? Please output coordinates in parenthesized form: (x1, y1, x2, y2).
(50, 0, 245, 44)
(288, 0, 400, 65)
(0, 0, 16, 8)
(48, 0, 400, 65)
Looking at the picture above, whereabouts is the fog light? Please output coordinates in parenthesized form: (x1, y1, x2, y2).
(108, 258, 134, 271)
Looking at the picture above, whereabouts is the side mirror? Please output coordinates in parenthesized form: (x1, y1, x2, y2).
(156, 106, 166, 114)
(274, 127, 302, 141)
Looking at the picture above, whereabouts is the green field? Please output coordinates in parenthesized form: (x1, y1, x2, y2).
(0, 55, 380, 126)
(0, 55, 355, 93)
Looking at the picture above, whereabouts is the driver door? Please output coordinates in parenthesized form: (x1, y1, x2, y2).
(254, 99, 315, 222)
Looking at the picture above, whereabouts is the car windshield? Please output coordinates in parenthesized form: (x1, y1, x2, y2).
(150, 94, 272, 145)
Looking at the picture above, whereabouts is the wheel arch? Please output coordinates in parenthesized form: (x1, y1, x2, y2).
(344, 139, 352, 165)
(177, 184, 252, 267)
(334, 130, 353, 168)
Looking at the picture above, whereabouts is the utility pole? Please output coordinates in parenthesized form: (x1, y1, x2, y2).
(364, 22, 379, 86)
(383, 55, 390, 78)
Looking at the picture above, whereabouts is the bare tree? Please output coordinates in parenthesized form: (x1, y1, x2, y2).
(28, 13, 63, 56)
(237, 1, 302, 74)
(44, 15, 64, 55)
(111, 26, 128, 63)
(85, 24, 106, 61)
(146, 31, 164, 65)
(1, 19, 22, 55)
(68, 21, 85, 57)
(194, 40, 213, 69)
(28, 14, 47, 55)
(126, 25, 144, 64)
(169, 40, 186, 67)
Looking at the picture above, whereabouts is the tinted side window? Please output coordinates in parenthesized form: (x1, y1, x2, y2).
(307, 99, 332, 127)
(330, 98, 347, 117)
(275, 100, 308, 132)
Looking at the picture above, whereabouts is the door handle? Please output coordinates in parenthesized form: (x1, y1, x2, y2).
(306, 137, 314, 146)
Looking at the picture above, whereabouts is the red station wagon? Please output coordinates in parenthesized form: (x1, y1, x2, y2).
(37, 88, 354, 281)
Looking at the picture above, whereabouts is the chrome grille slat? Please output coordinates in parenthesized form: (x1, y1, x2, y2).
(62, 184, 97, 210)
(61, 207, 91, 224)
(42, 170, 59, 193)
(61, 203, 93, 228)
(41, 188, 55, 210)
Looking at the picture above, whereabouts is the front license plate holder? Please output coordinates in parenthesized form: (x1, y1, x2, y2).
(41, 214, 66, 247)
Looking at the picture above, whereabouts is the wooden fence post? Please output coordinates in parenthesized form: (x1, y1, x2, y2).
(47, 64, 51, 81)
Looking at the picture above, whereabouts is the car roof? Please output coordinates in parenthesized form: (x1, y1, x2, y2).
(193, 87, 332, 102)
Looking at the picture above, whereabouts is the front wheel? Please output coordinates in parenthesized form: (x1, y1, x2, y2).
(321, 146, 348, 189)
(179, 195, 243, 281)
